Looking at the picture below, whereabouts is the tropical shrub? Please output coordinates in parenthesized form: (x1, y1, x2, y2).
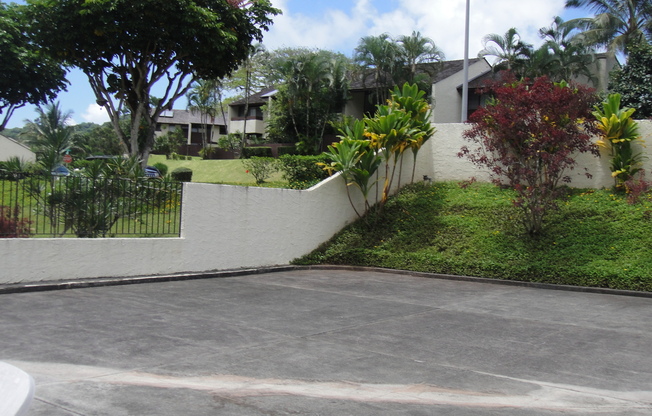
(152, 162, 168, 177)
(460, 76, 599, 236)
(278, 154, 330, 189)
(321, 119, 381, 218)
(243, 157, 277, 184)
(171, 167, 193, 182)
(592, 93, 643, 189)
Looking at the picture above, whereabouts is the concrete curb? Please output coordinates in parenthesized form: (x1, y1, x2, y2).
(2, 264, 651, 299)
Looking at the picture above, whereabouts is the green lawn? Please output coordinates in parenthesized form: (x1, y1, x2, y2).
(148, 155, 288, 187)
(294, 181, 652, 292)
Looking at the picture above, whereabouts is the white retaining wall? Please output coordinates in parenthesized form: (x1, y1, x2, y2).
(2, 120, 650, 285)
(0, 152, 429, 285)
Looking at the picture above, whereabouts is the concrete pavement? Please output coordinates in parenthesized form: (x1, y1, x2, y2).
(1, 268, 652, 415)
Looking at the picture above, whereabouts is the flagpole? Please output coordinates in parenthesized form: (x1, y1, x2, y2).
(461, 0, 470, 122)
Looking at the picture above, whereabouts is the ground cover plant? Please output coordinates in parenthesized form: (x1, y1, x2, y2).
(295, 181, 652, 292)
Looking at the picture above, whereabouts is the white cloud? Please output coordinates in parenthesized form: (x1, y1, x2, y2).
(81, 104, 111, 125)
(263, 0, 568, 60)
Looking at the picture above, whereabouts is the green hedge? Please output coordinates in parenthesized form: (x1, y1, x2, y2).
(277, 154, 330, 189)
(277, 146, 298, 156)
(241, 146, 273, 158)
(171, 167, 193, 182)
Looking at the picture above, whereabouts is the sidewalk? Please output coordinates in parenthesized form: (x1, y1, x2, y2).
(2, 268, 652, 415)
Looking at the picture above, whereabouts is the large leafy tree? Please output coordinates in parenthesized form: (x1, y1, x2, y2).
(25, 0, 279, 166)
(565, 0, 652, 55)
(610, 40, 652, 118)
(0, 3, 67, 131)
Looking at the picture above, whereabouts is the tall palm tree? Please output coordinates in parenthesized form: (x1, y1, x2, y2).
(354, 34, 402, 106)
(478, 28, 533, 73)
(397, 31, 445, 90)
(532, 17, 597, 83)
(186, 79, 221, 154)
(24, 102, 75, 172)
(565, 0, 652, 55)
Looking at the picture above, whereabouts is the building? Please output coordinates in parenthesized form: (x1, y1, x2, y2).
(154, 109, 228, 156)
(0, 134, 36, 163)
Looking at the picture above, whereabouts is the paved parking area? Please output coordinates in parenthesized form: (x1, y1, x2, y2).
(2, 268, 652, 415)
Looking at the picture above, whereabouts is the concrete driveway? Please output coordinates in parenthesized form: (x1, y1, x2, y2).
(1, 268, 652, 415)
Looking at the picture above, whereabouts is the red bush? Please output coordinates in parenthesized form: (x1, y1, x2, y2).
(460, 75, 599, 235)
(0, 206, 32, 238)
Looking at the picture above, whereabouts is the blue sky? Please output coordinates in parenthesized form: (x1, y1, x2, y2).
(7, 0, 593, 128)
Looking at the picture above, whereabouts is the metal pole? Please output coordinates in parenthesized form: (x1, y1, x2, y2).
(461, 0, 470, 122)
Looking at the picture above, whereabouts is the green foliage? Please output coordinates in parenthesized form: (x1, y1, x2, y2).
(265, 49, 351, 147)
(0, 3, 67, 131)
(278, 154, 330, 189)
(610, 40, 652, 118)
(72, 121, 125, 157)
(153, 127, 185, 159)
(241, 146, 273, 158)
(243, 157, 277, 184)
(217, 133, 243, 155)
(171, 167, 193, 182)
(152, 163, 168, 177)
(24, 102, 76, 173)
(593, 93, 643, 187)
(277, 146, 298, 156)
(295, 182, 652, 292)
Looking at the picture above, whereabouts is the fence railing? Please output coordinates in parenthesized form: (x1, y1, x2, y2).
(0, 174, 182, 238)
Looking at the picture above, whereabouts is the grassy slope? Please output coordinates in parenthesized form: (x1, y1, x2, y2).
(294, 182, 652, 292)
(148, 155, 287, 186)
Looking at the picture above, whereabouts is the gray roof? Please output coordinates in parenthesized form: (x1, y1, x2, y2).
(229, 87, 277, 107)
(155, 109, 226, 126)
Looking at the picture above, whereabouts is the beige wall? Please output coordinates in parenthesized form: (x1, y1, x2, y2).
(0, 135, 36, 163)
(432, 60, 492, 124)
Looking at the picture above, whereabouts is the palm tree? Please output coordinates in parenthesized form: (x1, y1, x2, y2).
(24, 102, 75, 172)
(397, 31, 445, 90)
(354, 34, 402, 106)
(242, 43, 267, 150)
(186, 79, 221, 155)
(478, 28, 533, 74)
(531, 17, 596, 83)
(565, 0, 652, 55)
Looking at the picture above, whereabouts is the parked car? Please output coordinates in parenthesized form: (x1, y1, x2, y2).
(144, 166, 161, 178)
(51, 165, 71, 177)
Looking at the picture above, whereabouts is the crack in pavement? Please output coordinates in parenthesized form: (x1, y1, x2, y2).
(12, 360, 652, 413)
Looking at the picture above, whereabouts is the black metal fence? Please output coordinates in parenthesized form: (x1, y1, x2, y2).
(0, 175, 183, 238)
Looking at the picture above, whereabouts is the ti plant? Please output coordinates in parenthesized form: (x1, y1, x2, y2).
(321, 119, 381, 218)
(592, 93, 643, 189)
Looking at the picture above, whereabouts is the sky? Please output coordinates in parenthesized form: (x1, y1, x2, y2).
(6, 0, 594, 129)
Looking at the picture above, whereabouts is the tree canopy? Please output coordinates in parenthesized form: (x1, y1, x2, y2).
(0, 3, 67, 131)
(25, 0, 279, 164)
